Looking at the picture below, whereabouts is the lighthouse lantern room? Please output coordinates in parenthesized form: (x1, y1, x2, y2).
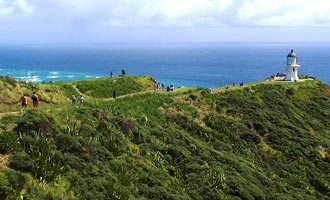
(285, 49, 300, 81)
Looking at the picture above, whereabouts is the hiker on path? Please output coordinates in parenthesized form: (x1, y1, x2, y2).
(20, 94, 28, 109)
(110, 70, 113, 77)
(31, 92, 40, 108)
(154, 82, 158, 92)
(80, 95, 84, 104)
(113, 91, 117, 99)
(121, 68, 126, 76)
(71, 95, 77, 104)
(170, 83, 174, 91)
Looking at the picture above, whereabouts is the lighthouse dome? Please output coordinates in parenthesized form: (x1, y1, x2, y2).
(287, 49, 297, 58)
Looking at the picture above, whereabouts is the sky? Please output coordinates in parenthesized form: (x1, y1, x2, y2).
(1, 0, 330, 44)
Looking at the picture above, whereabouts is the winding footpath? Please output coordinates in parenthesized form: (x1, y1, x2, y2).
(0, 111, 22, 119)
(0, 79, 310, 118)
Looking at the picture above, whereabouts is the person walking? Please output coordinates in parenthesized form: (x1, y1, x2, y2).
(71, 95, 77, 104)
(79, 95, 84, 104)
(20, 94, 28, 112)
(31, 92, 40, 108)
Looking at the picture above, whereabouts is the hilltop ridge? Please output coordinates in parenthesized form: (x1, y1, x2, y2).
(0, 75, 155, 113)
(0, 75, 330, 199)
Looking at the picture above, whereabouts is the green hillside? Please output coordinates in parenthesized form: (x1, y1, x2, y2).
(0, 75, 329, 199)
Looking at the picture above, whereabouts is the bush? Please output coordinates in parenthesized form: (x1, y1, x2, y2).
(0, 76, 17, 87)
(189, 94, 198, 101)
(9, 152, 34, 172)
(286, 88, 295, 95)
(0, 172, 12, 199)
(0, 170, 27, 199)
(14, 109, 58, 135)
(0, 131, 21, 154)
(19, 132, 63, 182)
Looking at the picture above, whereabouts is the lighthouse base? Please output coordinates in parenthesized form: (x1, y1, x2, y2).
(285, 66, 299, 82)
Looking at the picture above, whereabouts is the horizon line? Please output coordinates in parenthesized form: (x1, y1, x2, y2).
(1, 41, 330, 47)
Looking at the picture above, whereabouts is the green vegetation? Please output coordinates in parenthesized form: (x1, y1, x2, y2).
(0, 76, 330, 199)
(74, 75, 155, 98)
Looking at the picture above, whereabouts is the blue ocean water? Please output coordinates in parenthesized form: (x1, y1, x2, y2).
(0, 43, 329, 88)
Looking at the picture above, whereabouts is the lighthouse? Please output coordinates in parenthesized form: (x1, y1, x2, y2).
(284, 50, 300, 81)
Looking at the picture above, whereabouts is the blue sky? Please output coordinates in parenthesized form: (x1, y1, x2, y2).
(1, 0, 330, 44)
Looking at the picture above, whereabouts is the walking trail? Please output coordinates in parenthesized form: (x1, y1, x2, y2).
(0, 81, 269, 118)
(0, 111, 22, 119)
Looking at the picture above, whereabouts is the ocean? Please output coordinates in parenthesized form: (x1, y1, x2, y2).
(0, 43, 329, 88)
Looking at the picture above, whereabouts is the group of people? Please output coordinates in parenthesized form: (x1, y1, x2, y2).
(21, 92, 86, 109)
(110, 68, 126, 77)
(20, 78, 172, 111)
(222, 82, 244, 90)
(71, 95, 84, 104)
(154, 82, 175, 92)
(20, 92, 40, 110)
(154, 82, 164, 91)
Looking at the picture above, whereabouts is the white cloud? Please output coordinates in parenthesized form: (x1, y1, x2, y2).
(1, 0, 330, 43)
(237, 0, 330, 26)
(4, 0, 330, 27)
(0, 0, 33, 16)
(0, 0, 15, 16)
(43, 0, 330, 27)
(133, 0, 231, 27)
(14, 0, 34, 13)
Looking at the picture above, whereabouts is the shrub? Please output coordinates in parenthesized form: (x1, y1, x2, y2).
(0, 131, 21, 154)
(286, 88, 295, 95)
(0, 172, 12, 199)
(9, 152, 34, 172)
(189, 94, 198, 101)
(20, 132, 63, 182)
(14, 110, 58, 135)
(0, 76, 17, 87)
(0, 170, 27, 199)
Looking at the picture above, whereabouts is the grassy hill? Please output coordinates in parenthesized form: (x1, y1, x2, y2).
(0, 76, 330, 199)
(0, 75, 155, 112)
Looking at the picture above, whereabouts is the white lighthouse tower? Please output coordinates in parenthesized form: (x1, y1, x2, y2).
(285, 49, 300, 81)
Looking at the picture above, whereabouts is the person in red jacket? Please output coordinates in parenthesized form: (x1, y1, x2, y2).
(20, 94, 28, 113)
(21, 94, 28, 108)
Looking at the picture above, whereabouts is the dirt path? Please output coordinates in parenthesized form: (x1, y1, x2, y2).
(0, 84, 259, 117)
(72, 84, 83, 96)
(0, 111, 22, 119)
(211, 79, 315, 94)
(210, 85, 249, 94)
(0, 154, 10, 169)
(210, 81, 271, 94)
(101, 90, 154, 101)
(100, 88, 187, 101)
